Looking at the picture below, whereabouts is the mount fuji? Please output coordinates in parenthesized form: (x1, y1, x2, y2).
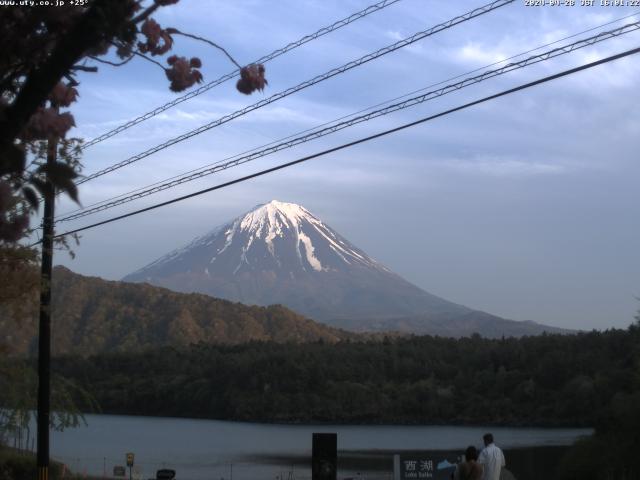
(124, 201, 563, 337)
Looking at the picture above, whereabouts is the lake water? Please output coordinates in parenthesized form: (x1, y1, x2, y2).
(49, 414, 591, 480)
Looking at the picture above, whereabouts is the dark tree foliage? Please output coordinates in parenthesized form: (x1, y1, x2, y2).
(47, 327, 639, 429)
(0, 0, 266, 244)
(555, 315, 640, 480)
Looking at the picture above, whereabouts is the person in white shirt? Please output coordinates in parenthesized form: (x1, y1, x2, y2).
(478, 433, 505, 480)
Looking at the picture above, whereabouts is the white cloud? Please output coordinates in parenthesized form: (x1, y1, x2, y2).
(386, 30, 403, 42)
(456, 42, 509, 65)
(384, 30, 427, 56)
(435, 156, 567, 177)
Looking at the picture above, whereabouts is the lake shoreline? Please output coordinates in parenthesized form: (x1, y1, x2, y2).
(49, 414, 592, 480)
(75, 409, 594, 429)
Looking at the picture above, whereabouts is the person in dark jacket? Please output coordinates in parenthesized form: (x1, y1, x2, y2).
(452, 446, 483, 480)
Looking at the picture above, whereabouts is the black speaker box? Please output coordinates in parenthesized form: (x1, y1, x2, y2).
(312, 432, 337, 480)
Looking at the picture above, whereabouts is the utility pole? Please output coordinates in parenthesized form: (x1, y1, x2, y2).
(37, 105, 58, 480)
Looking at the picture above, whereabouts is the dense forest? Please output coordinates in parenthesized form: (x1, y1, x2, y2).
(47, 326, 639, 427)
(1, 323, 638, 479)
(0, 267, 352, 357)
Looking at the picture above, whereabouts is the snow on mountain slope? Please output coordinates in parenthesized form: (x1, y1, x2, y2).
(124, 201, 474, 324)
(130, 200, 388, 278)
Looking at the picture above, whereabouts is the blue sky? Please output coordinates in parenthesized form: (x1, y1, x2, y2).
(49, 0, 640, 330)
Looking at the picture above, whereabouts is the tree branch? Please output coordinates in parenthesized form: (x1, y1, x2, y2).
(130, 50, 166, 71)
(107, 40, 167, 72)
(169, 28, 241, 69)
(70, 65, 98, 73)
(131, 3, 161, 24)
(0, 0, 138, 149)
(63, 74, 80, 87)
(88, 54, 135, 68)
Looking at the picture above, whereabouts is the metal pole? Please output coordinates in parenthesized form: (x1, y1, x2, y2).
(393, 454, 400, 480)
(37, 108, 58, 480)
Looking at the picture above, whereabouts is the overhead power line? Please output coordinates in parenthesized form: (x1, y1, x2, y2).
(82, 0, 404, 150)
(47, 45, 640, 241)
(57, 12, 640, 219)
(56, 21, 640, 223)
(76, 0, 515, 186)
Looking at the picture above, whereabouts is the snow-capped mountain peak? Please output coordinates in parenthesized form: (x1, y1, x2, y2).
(226, 200, 382, 273)
(124, 200, 472, 323)
(123, 200, 540, 335)
(236, 201, 323, 270)
(129, 200, 386, 279)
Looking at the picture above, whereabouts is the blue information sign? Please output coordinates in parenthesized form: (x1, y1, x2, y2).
(398, 455, 457, 480)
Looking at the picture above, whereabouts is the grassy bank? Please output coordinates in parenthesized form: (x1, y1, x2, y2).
(0, 446, 102, 480)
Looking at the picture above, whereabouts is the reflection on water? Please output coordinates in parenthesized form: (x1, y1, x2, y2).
(49, 414, 591, 480)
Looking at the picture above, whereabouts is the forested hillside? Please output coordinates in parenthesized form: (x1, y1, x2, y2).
(51, 326, 639, 427)
(0, 266, 353, 356)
